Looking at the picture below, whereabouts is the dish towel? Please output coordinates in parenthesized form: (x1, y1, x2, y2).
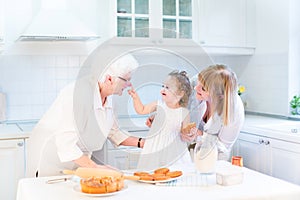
(156, 161, 243, 186)
(156, 173, 216, 186)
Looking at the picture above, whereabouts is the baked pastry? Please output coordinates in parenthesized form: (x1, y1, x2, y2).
(182, 122, 196, 133)
(133, 167, 183, 182)
(134, 171, 150, 176)
(80, 176, 124, 194)
(139, 174, 154, 181)
(166, 171, 183, 178)
(153, 173, 170, 181)
(154, 167, 170, 175)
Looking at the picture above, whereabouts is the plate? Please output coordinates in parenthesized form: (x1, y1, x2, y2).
(73, 185, 128, 197)
(138, 176, 181, 184)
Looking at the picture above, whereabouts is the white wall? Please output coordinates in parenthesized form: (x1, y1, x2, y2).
(0, 53, 86, 120)
(0, 0, 298, 120)
(289, 0, 300, 98)
(244, 0, 289, 116)
(213, 0, 300, 117)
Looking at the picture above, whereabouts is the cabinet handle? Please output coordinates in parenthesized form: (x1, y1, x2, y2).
(17, 142, 24, 147)
(264, 140, 270, 145)
(258, 139, 264, 144)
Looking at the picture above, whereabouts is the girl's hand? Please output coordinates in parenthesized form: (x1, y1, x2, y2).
(127, 87, 137, 98)
(181, 127, 199, 142)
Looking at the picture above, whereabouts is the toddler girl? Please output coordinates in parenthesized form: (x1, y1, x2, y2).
(128, 70, 193, 171)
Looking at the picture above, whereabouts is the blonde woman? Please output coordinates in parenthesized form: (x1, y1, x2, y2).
(182, 64, 245, 160)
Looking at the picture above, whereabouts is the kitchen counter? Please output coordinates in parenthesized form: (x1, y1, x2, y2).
(241, 114, 300, 144)
(0, 124, 29, 140)
(0, 120, 37, 140)
(17, 161, 300, 200)
(118, 114, 300, 143)
(1, 114, 298, 141)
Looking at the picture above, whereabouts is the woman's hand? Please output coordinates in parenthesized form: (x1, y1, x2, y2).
(181, 127, 201, 142)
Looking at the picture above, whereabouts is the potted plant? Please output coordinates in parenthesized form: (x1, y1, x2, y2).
(238, 85, 245, 96)
(290, 95, 300, 115)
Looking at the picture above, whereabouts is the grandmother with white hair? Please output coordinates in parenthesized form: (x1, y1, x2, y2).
(26, 54, 144, 177)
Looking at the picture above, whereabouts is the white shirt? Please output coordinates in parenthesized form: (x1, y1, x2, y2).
(197, 95, 245, 160)
(137, 100, 192, 171)
(26, 77, 128, 177)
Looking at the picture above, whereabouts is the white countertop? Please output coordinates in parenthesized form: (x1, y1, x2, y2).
(0, 124, 30, 140)
(1, 114, 299, 141)
(241, 114, 300, 144)
(17, 161, 300, 200)
(0, 120, 37, 140)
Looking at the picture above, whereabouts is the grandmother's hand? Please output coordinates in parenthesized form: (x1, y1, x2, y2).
(145, 115, 155, 128)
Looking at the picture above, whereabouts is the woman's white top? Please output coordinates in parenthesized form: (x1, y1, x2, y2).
(137, 100, 192, 171)
(198, 95, 245, 160)
(26, 78, 128, 177)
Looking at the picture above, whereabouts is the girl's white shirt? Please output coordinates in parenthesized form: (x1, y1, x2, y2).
(137, 100, 192, 171)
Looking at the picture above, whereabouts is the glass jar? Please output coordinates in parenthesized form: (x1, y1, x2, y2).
(194, 134, 218, 174)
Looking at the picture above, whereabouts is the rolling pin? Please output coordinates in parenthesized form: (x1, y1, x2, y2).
(63, 167, 140, 180)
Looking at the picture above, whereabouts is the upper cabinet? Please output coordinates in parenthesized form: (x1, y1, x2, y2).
(110, 0, 255, 55)
(196, 0, 255, 54)
(114, 0, 193, 39)
(199, 0, 244, 46)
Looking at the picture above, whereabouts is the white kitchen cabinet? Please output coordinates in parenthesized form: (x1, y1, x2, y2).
(0, 138, 26, 200)
(104, 129, 147, 170)
(113, 0, 194, 39)
(108, 0, 255, 55)
(233, 132, 270, 175)
(105, 140, 141, 170)
(107, 0, 200, 51)
(270, 138, 300, 185)
(234, 131, 300, 185)
(198, 0, 255, 48)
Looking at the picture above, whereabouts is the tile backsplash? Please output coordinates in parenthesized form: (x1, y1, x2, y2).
(0, 55, 87, 120)
(0, 51, 293, 121)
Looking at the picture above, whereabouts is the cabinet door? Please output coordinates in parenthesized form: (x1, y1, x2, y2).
(270, 139, 300, 185)
(106, 144, 141, 170)
(107, 149, 129, 170)
(236, 133, 266, 173)
(0, 139, 25, 200)
(198, 0, 246, 46)
(114, 0, 193, 39)
(116, 0, 150, 37)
